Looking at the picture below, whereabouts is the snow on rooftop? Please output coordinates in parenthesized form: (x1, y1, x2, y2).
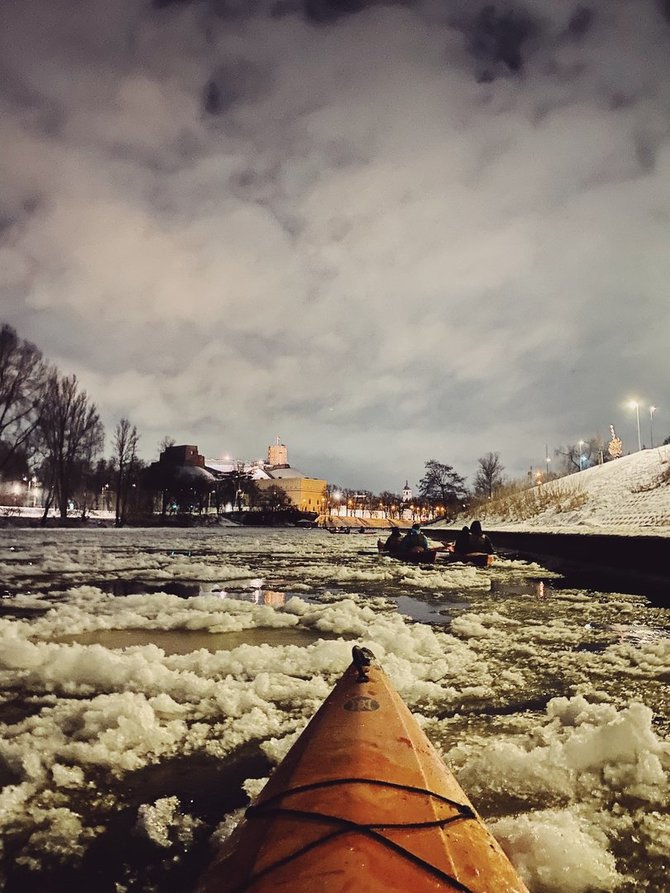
(265, 466, 311, 479)
(205, 462, 271, 480)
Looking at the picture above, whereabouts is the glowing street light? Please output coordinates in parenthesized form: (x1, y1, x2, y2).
(578, 440, 585, 471)
(649, 406, 657, 448)
(628, 400, 642, 451)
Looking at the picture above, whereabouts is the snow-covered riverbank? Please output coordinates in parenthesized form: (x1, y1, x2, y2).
(432, 446, 670, 536)
(0, 528, 668, 892)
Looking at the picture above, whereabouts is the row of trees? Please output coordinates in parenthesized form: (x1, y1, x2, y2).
(416, 454, 506, 515)
(323, 455, 506, 522)
(0, 323, 142, 523)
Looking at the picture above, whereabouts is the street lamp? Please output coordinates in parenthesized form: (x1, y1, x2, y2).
(578, 440, 585, 471)
(649, 406, 656, 448)
(628, 400, 641, 451)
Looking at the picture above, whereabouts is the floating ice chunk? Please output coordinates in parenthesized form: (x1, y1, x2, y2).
(450, 616, 491, 638)
(208, 808, 245, 848)
(0, 781, 32, 820)
(548, 697, 667, 799)
(260, 726, 306, 765)
(491, 808, 623, 892)
(135, 796, 202, 848)
(639, 810, 670, 858)
(243, 777, 268, 800)
(15, 806, 93, 868)
(452, 695, 668, 808)
(51, 763, 85, 788)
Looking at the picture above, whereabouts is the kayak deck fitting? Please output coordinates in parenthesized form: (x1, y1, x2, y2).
(197, 646, 528, 892)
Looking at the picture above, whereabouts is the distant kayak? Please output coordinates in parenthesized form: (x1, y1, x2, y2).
(377, 540, 495, 568)
(377, 539, 437, 564)
(197, 647, 528, 893)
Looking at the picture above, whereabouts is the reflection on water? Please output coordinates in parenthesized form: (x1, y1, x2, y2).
(55, 625, 326, 654)
(260, 589, 286, 607)
(96, 579, 286, 607)
(609, 621, 667, 646)
(489, 578, 556, 600)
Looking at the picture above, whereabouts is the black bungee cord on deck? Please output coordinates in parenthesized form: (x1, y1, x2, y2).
(232, 776, 479, 893)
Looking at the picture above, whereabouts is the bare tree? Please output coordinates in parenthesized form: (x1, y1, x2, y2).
(554, 436, 603, 475)
(474, 452, 505, 498)
(0, 323, 47, 475)
(158, 435, 175, 455)
(114, 418, 139, 526)
(38, 373, 105, 519)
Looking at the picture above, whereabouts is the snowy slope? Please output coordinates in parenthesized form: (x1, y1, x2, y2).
(433, 446, 670, 536)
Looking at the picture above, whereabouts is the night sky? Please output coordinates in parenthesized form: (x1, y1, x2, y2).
(2, 0, 669, 491)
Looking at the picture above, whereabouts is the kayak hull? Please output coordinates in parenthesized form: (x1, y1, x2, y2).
(198, 659, 527, 893)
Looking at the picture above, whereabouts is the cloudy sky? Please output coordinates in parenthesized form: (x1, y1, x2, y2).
(2, 0, 669, 492)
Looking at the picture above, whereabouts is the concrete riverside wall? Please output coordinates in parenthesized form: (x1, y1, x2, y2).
(428, 528, 670, 604)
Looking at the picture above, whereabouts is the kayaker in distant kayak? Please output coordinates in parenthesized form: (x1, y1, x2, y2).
(468, 519, 495, 554)
(398, 522, 431, 557)
(382, 527, 402, 552)
(453, 525, 472, 556)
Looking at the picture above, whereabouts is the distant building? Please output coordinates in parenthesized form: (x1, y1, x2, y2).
(402, 480, 412, 502)
(160, 444, 206, 468)
(256, 439, 326, 512)
(145, 444, 216, 514)
(151, 445, 216, 488)
(206, 439, 326, 513)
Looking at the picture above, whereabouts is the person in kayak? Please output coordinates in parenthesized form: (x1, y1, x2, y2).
(398, 522, 431, 556)
(382, 527, 402, 552)
(468, 520, 494, 554)
(452, 525, 471, 555)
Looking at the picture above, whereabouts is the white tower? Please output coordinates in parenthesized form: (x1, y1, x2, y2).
(402, 480, 412, 502)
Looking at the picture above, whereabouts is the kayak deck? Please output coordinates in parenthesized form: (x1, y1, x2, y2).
(198, 651, 527, 892)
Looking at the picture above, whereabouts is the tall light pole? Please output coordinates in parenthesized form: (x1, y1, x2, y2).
(649, 406, 656, 448)
(628, 400, 641, 451)
(578, 440, 585, 471)
(545, 444, 551, 481)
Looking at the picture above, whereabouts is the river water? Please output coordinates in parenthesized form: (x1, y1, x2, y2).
(0, 527, 668, 892)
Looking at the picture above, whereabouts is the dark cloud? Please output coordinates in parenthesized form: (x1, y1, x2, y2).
(305, 0, 368, 23)
(567, 6, 594, 39)
(468, 4, 536, 78)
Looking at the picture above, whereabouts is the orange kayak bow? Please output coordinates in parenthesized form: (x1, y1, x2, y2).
(198, 647, 528, 893)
